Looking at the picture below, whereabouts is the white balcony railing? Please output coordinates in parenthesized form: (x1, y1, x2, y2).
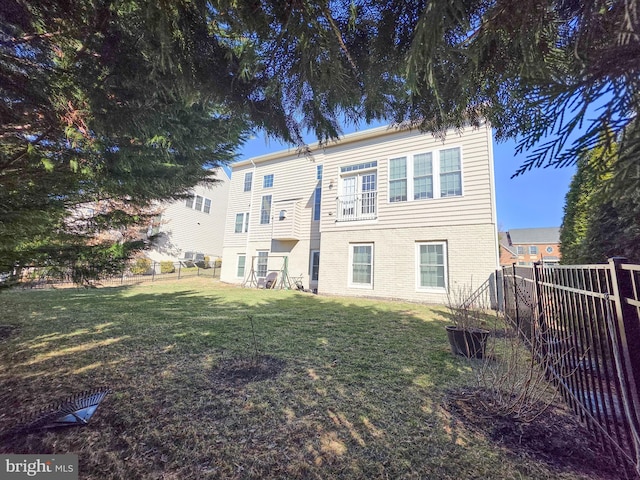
(336, 191, 377, 221)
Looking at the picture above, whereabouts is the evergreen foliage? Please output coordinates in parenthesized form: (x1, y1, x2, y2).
(2, 0, 638, 276)
(561, 124, 640, 264)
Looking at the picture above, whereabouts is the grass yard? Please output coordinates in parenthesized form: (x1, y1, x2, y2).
(0, 278, 616, 479)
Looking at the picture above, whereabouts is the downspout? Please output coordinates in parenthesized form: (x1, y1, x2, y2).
(486, 123, 500, 269)
(244, 158, 257, 266)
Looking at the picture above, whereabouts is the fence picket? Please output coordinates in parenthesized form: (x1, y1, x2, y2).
(500, 260, 640, 478)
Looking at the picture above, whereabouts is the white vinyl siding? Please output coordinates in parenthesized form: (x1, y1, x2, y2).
(350, 243, 373, 288)
(416, 242, 447, 290)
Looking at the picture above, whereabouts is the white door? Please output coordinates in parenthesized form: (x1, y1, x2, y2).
(342, 176, 356, 217)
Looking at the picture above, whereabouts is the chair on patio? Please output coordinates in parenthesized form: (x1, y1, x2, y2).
(263, 271, 278, 289)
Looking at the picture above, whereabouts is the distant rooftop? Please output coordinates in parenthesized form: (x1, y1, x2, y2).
(508, 227, 561, 245)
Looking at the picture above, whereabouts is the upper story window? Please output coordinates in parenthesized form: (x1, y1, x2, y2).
(546, 246, 554, 254)
(529, 245, 538, 255)
(389, 157, 408, 202)
(185, 194, 211, 214)
(263, 174, 274, 188)
(317, 165, 323, 180)
(244, 172, 253, 192)
(387, 148, 461, 203)
(338, 162, 377, 221)
(260, 195, 272, 224)
(516, 246, 525, 255)
(313, 186, 322, 221)
(234, 212, 249, 233)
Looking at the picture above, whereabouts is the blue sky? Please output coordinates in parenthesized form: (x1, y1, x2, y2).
(236, 126, 576, 232)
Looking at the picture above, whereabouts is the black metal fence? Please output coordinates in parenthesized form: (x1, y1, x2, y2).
(499, 259, 640, 478)
(7, 261, 221, 289)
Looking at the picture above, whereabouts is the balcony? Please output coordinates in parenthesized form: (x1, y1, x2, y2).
(272, 199, 301, 240)
(336, 191, 377, 222)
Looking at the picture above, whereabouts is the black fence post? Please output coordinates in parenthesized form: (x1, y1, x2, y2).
(608, 258, 640, 470)
(512, 263, 520, 329)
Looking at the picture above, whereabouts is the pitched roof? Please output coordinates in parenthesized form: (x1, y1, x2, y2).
(508, 227, 561, 245)
(498, 232, 516, 254)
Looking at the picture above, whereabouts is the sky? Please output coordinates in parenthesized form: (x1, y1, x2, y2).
(236, 124, 576, 233)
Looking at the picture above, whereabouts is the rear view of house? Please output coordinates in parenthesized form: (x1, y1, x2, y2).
(221, 124, 499, 303)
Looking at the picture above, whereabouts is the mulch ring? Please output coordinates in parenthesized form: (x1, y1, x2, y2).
(444, 387, 622, 479)
(212, 355, 286, 391)
(0, 325, 19, 341)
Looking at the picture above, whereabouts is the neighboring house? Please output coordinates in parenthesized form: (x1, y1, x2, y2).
(500, 227, 561, 266)
(220, 124, 499, 303)
(147, 168, 230, 263)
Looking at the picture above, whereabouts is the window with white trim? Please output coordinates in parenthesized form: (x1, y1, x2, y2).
(439, 148, 462, 197)
(263, 174, 274, 188)
(313, 186, 322, 221)
(350, 243, 373, 287)
(234, 212, 249, 233)
(389, 157, 407, 202)
(529, 245, 538, 255)
(185, 194, 211, 213)
(256, 251, 269, 277)
(387, 148, 461, 202)
(416, 242, 447, 290)
(260, 195, 272, 224)
(317, 165, 323, 180)
(516, 246, 525, 255)
(310, 250, 320, 282)
(244, 172, 253, 192)
(237, 255, 246, 278)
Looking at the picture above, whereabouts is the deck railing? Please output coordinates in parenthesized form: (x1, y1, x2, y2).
(336, 191, 377, 221)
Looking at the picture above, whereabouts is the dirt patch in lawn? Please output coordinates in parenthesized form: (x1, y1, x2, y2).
(0, 325, 19, 341)
(212, 355, 286, 390)
(445, 387, 622, 479)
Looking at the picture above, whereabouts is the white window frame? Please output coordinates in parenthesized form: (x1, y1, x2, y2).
(244, 172, 253, 192)
(313, 186, 322, 221)
(415, 241, 448, 292)
(234, 212, 249, 233)
(237, 254, 246, 278)
(256, 251, 269, 278)
(349, 243, 374, 289)
(387, 147, 463, 203)
(263, 174, 274, 188)
(260, 195, 272, 224)
(310, 250, 320, 282)
(529, 245, 538, 255)
(316, 165, 323, 180)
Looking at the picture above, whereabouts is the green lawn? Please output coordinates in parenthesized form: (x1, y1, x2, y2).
(0, 279, 609, 479)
